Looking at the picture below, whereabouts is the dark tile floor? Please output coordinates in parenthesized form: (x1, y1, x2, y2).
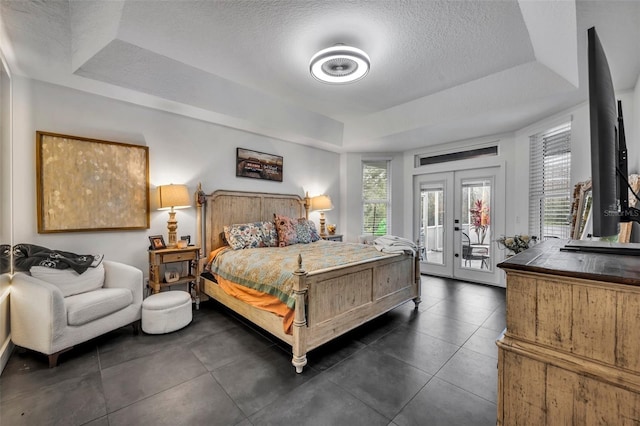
(0, 275, 505, 426)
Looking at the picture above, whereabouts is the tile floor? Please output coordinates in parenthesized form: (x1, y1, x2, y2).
(0, 275, 505, 426)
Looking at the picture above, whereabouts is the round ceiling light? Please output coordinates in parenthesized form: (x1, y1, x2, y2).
(309, 45, 370, 84)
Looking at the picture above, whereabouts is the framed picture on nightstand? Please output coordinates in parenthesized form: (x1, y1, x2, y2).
(149, 235, 166, 250)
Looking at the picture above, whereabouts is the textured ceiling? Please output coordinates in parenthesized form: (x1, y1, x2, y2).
(1, 1, 639, 152)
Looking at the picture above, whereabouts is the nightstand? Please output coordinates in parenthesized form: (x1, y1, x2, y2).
(322, 234, 343, 242)
(148, 246, 201, 308)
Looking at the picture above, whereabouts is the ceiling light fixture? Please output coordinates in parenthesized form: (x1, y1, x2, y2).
(309, 44, 370, 84)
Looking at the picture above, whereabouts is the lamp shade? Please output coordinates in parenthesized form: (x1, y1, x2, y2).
(157, 184, 190, 210)
(311, 195, 333, 212)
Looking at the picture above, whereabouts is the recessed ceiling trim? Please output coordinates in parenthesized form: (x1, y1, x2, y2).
(309, 45, 370, 84)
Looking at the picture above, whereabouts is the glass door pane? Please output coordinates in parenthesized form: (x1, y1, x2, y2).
(420, 185, 444, 265)
(415, 173, 453, 278)
(460, 178, 492, 271)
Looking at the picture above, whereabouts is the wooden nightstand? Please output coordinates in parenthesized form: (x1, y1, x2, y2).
(148, 246, 201, 308)
(322, 234, 343, 242)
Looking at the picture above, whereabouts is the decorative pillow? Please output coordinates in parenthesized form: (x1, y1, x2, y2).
(306, 219, 321, 242)
(295, 218, 320, 243)
(274, 214, 298, 247)
(30, 263, 105, 297)
(260, 221, 278, 247)
(295, 221, 312, 244)
(224, 221, 278, 250)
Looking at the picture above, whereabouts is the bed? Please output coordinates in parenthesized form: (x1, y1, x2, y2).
(196, 189, 421, 373)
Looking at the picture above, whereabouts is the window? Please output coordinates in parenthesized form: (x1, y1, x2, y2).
(418, 145, 498, 166)
(362, 160, 391, 235)
(529, 123, 572, 239)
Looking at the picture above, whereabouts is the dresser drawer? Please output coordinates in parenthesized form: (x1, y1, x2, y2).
(162, 251, 197, 263)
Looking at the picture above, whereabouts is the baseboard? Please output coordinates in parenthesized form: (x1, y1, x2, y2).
(0, 335, 14, 375)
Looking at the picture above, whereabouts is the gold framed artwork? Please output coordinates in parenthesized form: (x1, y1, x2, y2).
(36, 131, 150, 233)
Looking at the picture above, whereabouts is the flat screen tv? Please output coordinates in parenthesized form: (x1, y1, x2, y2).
(587, 26, 640, 240)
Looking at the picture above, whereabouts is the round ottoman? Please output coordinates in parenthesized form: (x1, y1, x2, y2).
(142, 291, 192, 334)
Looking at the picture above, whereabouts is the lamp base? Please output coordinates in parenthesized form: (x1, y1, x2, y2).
(167, 211, 178, 247)
(319, 212, 326, 237)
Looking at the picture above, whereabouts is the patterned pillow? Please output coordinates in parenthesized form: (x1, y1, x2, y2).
(224, 221, 278, 250)
(306, 219, 321, 242)
(295, 219, 321, 243)
(260, 221, 278, 247)
(274, 214, 298, 247)
(295, 221, 312, 244)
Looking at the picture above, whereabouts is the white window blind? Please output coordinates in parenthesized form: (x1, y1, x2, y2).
(362, 160, 391, 235)
(529, 123, 572, 239)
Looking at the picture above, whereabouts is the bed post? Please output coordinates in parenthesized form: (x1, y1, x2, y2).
(195, 183, 204, 256)
(413, 254, 422, 308)
(291, 254, 308, 373)
(304, 192, 311, 220)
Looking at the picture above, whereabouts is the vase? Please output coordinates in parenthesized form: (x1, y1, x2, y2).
(476, 228, 487, 244)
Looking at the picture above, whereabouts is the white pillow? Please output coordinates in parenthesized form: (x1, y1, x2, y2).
(30, 263, 105, 297)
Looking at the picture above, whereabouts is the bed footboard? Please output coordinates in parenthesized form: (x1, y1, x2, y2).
(291, 252, 419, 372)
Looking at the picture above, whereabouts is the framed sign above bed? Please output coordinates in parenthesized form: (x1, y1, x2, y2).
(36, 131, 150, 233)
(236, 147, 283, 182)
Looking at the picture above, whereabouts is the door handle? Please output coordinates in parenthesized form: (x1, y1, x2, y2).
(454, 253, 459, 258)
(454, 227, 460, 231)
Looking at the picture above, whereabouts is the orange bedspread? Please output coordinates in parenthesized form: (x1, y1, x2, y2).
(214, 275, 295, 334)
(204, 242, 392, 335)
(205, 246, 294, 334)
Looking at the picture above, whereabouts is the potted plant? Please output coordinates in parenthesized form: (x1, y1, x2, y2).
(469, 199, 490, 244)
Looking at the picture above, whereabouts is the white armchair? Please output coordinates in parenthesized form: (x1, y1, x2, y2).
(10, 260, 143, 367)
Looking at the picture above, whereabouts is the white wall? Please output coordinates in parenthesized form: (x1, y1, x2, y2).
(11, 77, 340, 274)
(9, 77, 640, 276)
(397, 81, 640, 260)
(512, 89, 637, 238)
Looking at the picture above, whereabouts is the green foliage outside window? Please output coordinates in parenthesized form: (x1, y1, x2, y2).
(363, 203, 387, 235)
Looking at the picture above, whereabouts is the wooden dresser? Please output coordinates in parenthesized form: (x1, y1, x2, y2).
(497, 239, 640, 425)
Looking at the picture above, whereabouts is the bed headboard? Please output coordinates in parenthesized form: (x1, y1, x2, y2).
(196, 189, 310, 254)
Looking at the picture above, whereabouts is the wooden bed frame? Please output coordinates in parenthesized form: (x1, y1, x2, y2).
(196, 189, 421, 373)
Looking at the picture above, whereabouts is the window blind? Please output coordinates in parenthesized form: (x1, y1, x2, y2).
(529, 123, 572, 239)
(362, 160, 391, 235)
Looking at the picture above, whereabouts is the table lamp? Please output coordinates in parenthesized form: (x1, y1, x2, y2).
(311, 195, 333, 237)
(158, 184, 191, 247)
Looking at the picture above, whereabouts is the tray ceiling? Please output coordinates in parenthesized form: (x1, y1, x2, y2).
(1, 1, 638, 152)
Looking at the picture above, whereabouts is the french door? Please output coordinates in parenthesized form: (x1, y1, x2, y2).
(415, 167, 504, 287)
